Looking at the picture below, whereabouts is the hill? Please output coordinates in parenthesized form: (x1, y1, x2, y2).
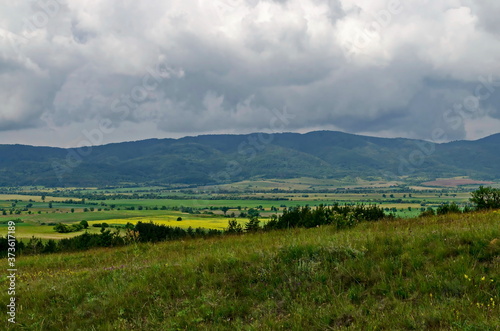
(1, 131, 499, 186)
(2, 211, 498, 329)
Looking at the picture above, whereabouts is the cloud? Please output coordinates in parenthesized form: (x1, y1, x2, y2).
(0, 0, 499, 146)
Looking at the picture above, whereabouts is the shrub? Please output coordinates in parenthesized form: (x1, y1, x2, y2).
(54, 223, 71, 233)
(470, 186, 500, 210)
(437, 202, 461, 215)
(244, 217, 261, 232)
(134, 221, 188, 242)
(419, 208, 435, 218)
(226, 220, 243, 234)
(43, 239, 58, 253)
(332, 211, 358, 229)
(54, 223, 84, 233)
(70, 224, 83, 232)
(274, 204, 385, 230)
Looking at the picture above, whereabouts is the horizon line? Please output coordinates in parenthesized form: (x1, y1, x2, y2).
(1, 129, 498, 149)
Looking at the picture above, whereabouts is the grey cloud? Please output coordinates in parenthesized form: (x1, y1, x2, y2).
(0, 0, 499, 147)
(470, 1, 500, 34)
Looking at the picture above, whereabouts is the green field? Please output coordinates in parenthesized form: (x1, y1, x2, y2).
(0, 210, 234, 239)
(1, 210, 498, 329)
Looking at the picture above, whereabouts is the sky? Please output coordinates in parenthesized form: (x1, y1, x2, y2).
(1, 0, 500, 147)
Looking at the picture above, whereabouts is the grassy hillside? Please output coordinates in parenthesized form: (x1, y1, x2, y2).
(2, 211, 499, 330)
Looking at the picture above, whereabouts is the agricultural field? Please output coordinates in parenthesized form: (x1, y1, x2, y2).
(0, 215, 238, 241)
(422, 177, 496, 187)
(0, 194, 81, 202)
(87, 215, 241, 231)
(0, 210, 233, 240)
(209, 177, 403, 191)
(0, 223, 104, 240)
(0, 181, 489, 240)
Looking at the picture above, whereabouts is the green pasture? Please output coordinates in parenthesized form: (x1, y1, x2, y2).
(2, 210, 498, 330)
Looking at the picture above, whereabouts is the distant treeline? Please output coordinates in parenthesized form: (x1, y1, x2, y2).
(418, 186, 500, 217)
(264, 204, 385, 230)
(0, 185, 478, 198)
(1, 203, 386, 256)
(0, 190, 290, 201)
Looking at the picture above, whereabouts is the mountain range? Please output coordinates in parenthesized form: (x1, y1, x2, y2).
(1, 131, 499, 187)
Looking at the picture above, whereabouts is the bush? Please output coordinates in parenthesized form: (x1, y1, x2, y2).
(437, 202, 461, 215)
(58, 229, 124, 251)
(43, 239, 58, 253)
(247, 208, 260, 218)
(419, 208, 435, 218)
(332, 211, 358, 229)
(470, 186, 500, 210)
(226, 220, 243, 234)
(274, 204, 385, 230)
(54, 223, 84, 233)
(244, 217, 261, 232)
(71, 224, 83, 232)
(54, 223, 71, 233)
(135, 221, 188, 242)
(263, 215, 278, 231)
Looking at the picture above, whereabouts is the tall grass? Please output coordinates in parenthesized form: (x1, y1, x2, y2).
(1, 211, 499, 330)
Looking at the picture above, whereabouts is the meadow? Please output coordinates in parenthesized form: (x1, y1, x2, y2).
(1, 210, 498, 330)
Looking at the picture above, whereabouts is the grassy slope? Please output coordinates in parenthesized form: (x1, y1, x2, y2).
(2, 212, 499, 330)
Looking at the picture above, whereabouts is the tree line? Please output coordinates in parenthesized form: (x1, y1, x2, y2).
(419, 186, 500, 217)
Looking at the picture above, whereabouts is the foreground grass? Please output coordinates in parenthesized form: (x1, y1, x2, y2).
(1, 212, 499, 330)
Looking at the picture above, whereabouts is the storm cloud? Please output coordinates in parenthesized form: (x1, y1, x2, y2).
(1, 0, 500, 147)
